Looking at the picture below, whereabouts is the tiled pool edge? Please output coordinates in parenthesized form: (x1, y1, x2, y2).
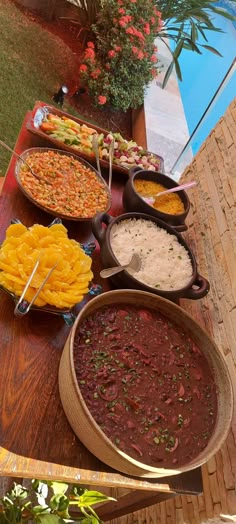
(133, 39, 193, 180)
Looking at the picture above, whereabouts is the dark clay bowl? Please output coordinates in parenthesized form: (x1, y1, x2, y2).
(123, 167, 191, 232)
(92, 212, 210, 301)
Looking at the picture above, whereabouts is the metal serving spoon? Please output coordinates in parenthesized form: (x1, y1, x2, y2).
(100, 253, 141, 278)
(108, 137, 115, 191)
(0, 138, 50, 185)
(143, 181, 197, 205)
(92, 133, 102, 177)
(93, 133, 114, 191)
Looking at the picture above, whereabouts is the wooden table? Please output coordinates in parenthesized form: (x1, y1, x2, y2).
(0, 110, 202, 521)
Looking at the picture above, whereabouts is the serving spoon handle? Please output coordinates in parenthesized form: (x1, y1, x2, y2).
(100, 253, 141, 278)
(143, 180, 197, 205)
(100, 265, 130, 278)
(0, 138, 49, 184)
(92, 133, 102, 177)
(154, 180, 197, 198)
(108, 137, 114, 191)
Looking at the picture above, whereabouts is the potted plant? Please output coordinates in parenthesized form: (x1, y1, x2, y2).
(0, 479, 115, 523)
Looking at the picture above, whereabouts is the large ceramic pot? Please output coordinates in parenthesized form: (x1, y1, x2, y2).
(123, 167, 191, 232)
(58, 289, 233, 478)
(92, 211, 209, 301)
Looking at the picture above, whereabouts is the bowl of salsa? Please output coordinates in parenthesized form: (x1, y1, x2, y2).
(58, 289, 233, 478)
(15, 147, 111, 221)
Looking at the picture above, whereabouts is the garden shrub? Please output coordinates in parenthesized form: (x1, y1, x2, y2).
(79, 0, 162, 111)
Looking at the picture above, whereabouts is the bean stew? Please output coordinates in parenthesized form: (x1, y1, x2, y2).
(73, 304, 217, 468)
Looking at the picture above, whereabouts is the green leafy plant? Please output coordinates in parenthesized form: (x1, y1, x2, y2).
(78, 0, 236, 108)
(155, 0, 236, 86)
(78, 0, 162, 111)
(69, 0, 101, 27)
(63, 0, 102, 45)
(0, 479, 115, 523)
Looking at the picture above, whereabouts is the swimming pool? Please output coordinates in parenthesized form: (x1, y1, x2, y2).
(170, 3, 236, 155)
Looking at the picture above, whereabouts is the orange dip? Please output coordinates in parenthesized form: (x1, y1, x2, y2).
(134, 179, 185, 215)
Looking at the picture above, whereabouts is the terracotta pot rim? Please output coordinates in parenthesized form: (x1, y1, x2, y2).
(61, 289, 233, 477)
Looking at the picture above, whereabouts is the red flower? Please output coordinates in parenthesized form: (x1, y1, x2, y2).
(119, 15, 132, 27)
(114, 45, 122, 52)
(126, 26, 134, 35)
(90, 69, 101, 79)
(143, 22, 150, 35)
(129, 26, 145, 40)
(118, 7, 125, 14)
(136, 30, 144, 40)
(151, 68, 158, 78)
(98, 95, 107, 105)
(87, 41, 95, 48)
(84, 47, 95, 60)
(79, 64, 88, 73)
(130, 0, 136, 3)
(108, 50, 116, 58)
(126, 26, 144, 40)
(137, 50, 144, 59)
(132, 47, 145, 60)
(151, 54, 157, 63)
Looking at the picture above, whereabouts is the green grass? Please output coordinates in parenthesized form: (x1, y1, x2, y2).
(0, 0, 83, 176)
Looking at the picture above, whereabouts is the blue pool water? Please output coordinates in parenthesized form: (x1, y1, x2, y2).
(170, 4, 236, 154)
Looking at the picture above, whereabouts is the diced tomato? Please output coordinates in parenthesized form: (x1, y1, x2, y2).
(40, 122, 56, 132)
(139, 309, 153, 321)
(178, 383, 185, 397)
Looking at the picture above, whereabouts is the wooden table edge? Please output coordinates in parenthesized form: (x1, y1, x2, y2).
(0, 109, 203, 504)
(0, 446, 202, 493)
